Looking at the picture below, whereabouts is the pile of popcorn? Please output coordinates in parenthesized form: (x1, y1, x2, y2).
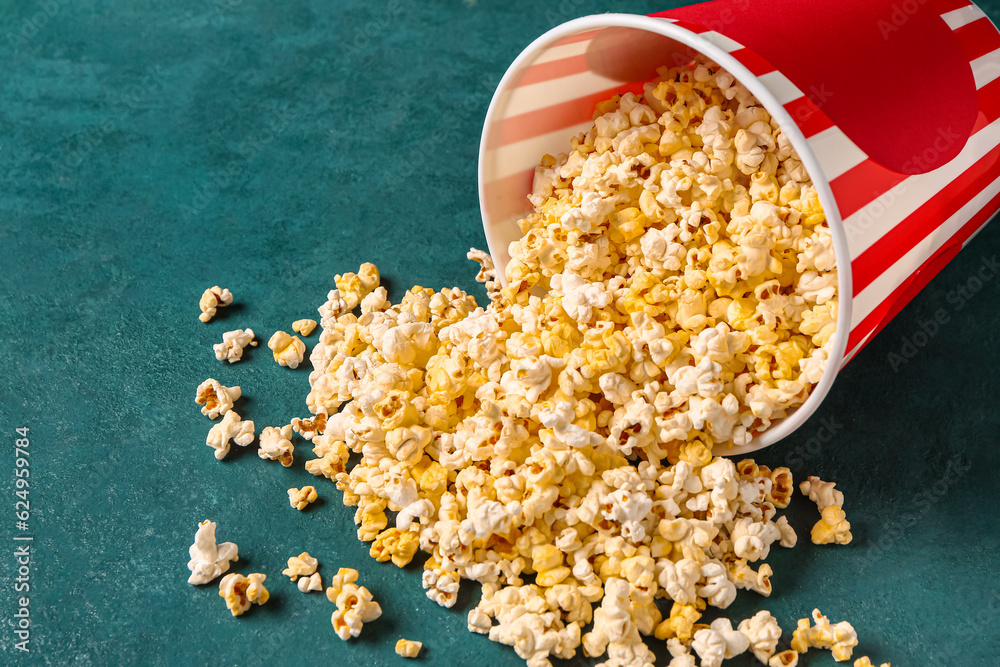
(275, 60, 870, 666)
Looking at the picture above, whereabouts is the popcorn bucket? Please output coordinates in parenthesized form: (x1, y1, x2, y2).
(478, 0, 1000, 454)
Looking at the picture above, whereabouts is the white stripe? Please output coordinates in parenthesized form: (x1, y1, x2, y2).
(941, 5, 987, 30)
(505, 70, 628, 116)
(807, 126, 867, 181)
(757, 71, 804, 105)
(532, 40, 591, 65)
(850, 170, 1000, 329)
(843, 113, 1000, 258)
(971, 46, 1000, 88)
(699, 31, 743, 53)
(489, 122, 594, 181)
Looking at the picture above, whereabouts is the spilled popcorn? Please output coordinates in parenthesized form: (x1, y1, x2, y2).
(395, 638, 423, 658)
(199, 286, 233, 323)
(185, 58, 888, 666)
(214, 328, 257, 363)
(195, 378, 242, 419)
(187, 520, 238, 585)
(219, 572, 269, 616)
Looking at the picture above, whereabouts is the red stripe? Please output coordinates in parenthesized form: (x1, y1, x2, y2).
(784, 96, 833, 138)
(846, 185, 1000, 358)
(727, 48, 776, 76)
(482, 168, 536, 225)
(518, 54, 589, 87)
(851, 141, 1000, 295)
(488, 81, 647, 149)
(955, 18, 1000, 62)
(831, 160, 908, 220)
(973, 73, 1000, 133)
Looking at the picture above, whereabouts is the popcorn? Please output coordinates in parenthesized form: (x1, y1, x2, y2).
(298, 572, 322, 592)
(800, 475, 844, 510)
(395, 639, 423, 658)
(214, 328, 257, 363)
(293, 318, 317, 336)
(326, 567, 383, 640)
(853, 658, 890, 667)
(811, 505, 853, 545)
(199, 286, 232, 323)
(291, 58, 854, 667)
(282, 552, 318, 580)
(187, 520, 238, 585)
(218, 572, 269, 616)
(195, 378, 241, 419)
(258, 425, 295, 467)
(206, 410, 255, 460)
(288, 486, 318, 510)
(268, 331, 306, 369)
(738, 610, 782, 663)
(769, 650, 799, 667)
(791, 609, 858, 662)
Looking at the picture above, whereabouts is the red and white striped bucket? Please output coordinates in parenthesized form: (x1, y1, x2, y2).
(478, 0, 1000, 453)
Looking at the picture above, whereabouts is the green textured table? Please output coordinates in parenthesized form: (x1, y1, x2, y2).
(1, 0, 998, 665)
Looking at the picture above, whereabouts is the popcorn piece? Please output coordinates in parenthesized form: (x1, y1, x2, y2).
(293, 318, 318, 336)
(258, 424, 295, 467)
(395, 639, 423, 659)
(370, 527, 420, 567)
(288, 486, 318, 510)
(853, 658, 890, 667)
(268, 331, 306, 369)
(769, 650, 799, 667)
(218, 572, 269, 616)
(291, 413, 327, 440)
(800, 475, 845, 510)
(811, 505, 853, 545)
(738, 610, 782, 663)
(692, 618, 749, 667)
(282, 552, 318, 580)
(195, 378, 242, 419)
(206, 410, 255, 460)
(213, 328, 257, 363)
(791, 609, 858, 662)
(199, 286, 232, 323)
(187, 520, 238, 585)
(298, 572, 323, 592)
(326, 567, 383, 640)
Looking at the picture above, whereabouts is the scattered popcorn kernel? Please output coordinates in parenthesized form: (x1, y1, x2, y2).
(791, 609, 858, 662)
(268, 331, 306, 369)
(206, 410, 255, 460)
(199, 286, 232, 323)
(288, 486, 318, 510)
(291, 413, 327, 440)
(800, 475, 845, 510)
(293, 318, 318, 336)
(195, 378, 242, 419)
(298, 572, 323, 592)
(259, 424, 295, 467)
(218, 572, 269, 616)
(395, 638, 423, 658)
(769, 650, 799, 667)
(854, 657, 890, 667)
(187, 520, 238, 585)
(213, 328, 257, 363)
(326, 567, 382, 640)
(370, 527, 420, 567)
(811, 505, 853, 545)
(738, 610, 782, 663)
(282, 552, 318, 580)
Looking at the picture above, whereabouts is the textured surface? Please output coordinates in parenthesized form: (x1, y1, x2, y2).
(1, 0, 998, 665)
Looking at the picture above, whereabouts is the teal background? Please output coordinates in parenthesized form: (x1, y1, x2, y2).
(0, 0, 998, 664)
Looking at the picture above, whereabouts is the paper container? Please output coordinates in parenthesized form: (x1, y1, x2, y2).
(479, 0, 1000, 454)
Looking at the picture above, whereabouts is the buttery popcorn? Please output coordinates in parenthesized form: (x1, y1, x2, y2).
(259, 425, 295, 466)
(282, 552, 318, 580)
(791, 609, 858, 662)
(298, 572, 323, 592)
(199, 286, 232, 323)
(326, 567, 383, 640)
(195, 378, 242, 419)
(801, 476, 853, 545)
(186, 520, 238, 585)
(290, 59, 858, 667)
(219, 572, 269, 616)
(214, 328, 257, 363)
(293, 318, 318, 336)
(854, 658, 890, 667)
(268, 331, 307, 369)
(288, 485, 318, 510)
(395, 638, 423, 658)
(205, 410, 255, 460)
